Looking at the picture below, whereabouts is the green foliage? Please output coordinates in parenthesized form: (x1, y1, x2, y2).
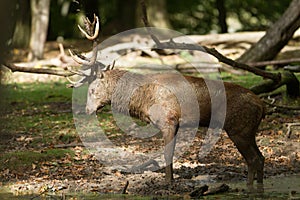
(46, 0, 293, 39)
(167, 0, 217, 34)
(167, 0, 292, 34)
(226, 0, 291, 31)
(48, 0, 79, 40)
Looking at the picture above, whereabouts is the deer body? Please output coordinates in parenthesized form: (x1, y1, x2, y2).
(69, 14, 264, 191)
(85, 69, 265, 188)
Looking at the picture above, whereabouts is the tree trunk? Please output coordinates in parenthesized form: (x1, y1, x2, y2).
(121, 0, 137, 29)
(216, 0, 228, 33)
(144, 0, 172, 29)
(11, 1, 31, 48)
(28, 0, 50, 61)
(237, 0, 300, 63)
(0, 0, 18, 132)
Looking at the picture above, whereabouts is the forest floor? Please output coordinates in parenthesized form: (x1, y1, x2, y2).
(0, 36, 300, 199)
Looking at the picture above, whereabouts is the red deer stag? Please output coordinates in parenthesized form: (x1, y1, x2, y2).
(68, 15, 265, 190)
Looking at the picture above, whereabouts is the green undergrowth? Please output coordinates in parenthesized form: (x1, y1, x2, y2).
(0, 149, 74, 172)
(0, 81, 78, 175)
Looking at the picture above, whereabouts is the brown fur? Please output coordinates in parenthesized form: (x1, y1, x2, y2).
(86, 69, 265, 189)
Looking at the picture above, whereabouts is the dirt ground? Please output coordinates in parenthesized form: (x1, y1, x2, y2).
(2, 110, 300, 196)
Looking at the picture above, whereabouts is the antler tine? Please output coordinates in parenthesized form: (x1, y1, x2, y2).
(68, 49, 91, 65)
(67, 66, 90, 76)
(103, 60, 116, 71)
(78, 15, 99, 40)
(110, 60, 116, 70)
(66, 76, 88, 88)
(85, 14, 98, 33)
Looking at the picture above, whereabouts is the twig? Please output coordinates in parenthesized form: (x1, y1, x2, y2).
(286, 123, 300, 138)
(122, 181, 129, 194)
(263, 100, 300, 111)
(202, 46, 281, 82)
(140, 0, 161, 45)
(140, 0, 149, 27)
(284, 65, 300, 72)
(203, 184, 230, 196)
(54, 143, 84, 148)
(30, 186, 49, 200)
(190, 185, 209, 198)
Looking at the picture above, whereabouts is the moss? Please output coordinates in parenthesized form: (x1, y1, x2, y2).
(0, 149, 73, 171)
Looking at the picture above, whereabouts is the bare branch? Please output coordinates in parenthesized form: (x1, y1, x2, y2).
(122, 181, 129, 194)
(3, 63, 74, 77)
(141, 0, 149, 27)
(263, 99, 300, 111)
(201, 46, 282, 82)
(140, 0, 161, 45)
(3, 43, 82, 77)
(140, 1, 281, 82)
(248, 58, 300, 68)
(148, 38, 282, 82)
(286, 123, 300, 138)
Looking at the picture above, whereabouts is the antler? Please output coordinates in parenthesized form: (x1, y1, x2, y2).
(78, 14, 100, 41)
(67, 14, 117, 88)
(67, 14, 103, 88)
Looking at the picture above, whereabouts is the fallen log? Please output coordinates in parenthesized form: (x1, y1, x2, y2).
(3, 43, 78, 77)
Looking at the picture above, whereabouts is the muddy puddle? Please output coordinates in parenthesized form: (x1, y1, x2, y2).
(0, 174, 299, 199)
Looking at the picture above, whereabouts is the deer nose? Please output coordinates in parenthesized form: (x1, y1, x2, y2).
(86, 107, 95, 115)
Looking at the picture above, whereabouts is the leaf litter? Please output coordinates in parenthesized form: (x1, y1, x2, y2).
(0, 84, 299, 198)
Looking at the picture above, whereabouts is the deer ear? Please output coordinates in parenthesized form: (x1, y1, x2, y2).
(96, 70, 104, 79)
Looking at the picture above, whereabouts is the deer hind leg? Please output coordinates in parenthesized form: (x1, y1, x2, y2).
(227, 129, 264, 190)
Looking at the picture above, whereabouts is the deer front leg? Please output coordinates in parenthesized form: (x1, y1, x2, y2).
(148, 104, 179, 183)
(162, 123, 178, 183)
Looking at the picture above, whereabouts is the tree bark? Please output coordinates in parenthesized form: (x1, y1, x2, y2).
(216, 0, 228, 33)
(0, 0, 18, 128)
(117, 0, 137, 31)
(28, 0, 50, 61)
(11, 1, 31, 48)
(237, 0, 300, 63)
(143, 0, 172, 29)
